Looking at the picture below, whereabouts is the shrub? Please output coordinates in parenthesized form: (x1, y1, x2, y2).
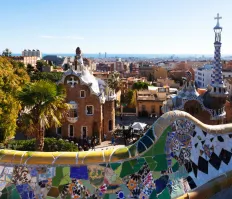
(8, 138, 78, 152)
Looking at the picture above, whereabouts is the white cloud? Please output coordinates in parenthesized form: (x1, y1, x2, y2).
(40, 35, 84, 40)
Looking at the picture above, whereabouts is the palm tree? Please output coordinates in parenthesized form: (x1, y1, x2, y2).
(17, 80, 69, 151)
(107, 71, 121, 91)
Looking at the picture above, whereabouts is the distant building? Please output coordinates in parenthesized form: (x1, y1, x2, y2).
(153, 66, 168, 80)
(22, 49, 42, 58)
(222, 70, 232, 78)
(96, 63, 114, 72)
(11, 56, 38, 67)
(92, 71, 110, 80)
(195, 64, 213, 88)
(136, 86, 169, 117)
(224, 77, 232, 99)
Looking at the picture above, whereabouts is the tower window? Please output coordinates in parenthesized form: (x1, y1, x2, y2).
(81, 126, 87, 139)
(86, 105, 94, 115)
(68, 125, 74, 137)
(56, 127, 62, 135)
(109, 120, 113, 131)
(80, 90, 86, 98)
(68, 101, 78, 118)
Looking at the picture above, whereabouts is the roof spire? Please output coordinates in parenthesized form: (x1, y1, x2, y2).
(214, 13, 222, 27)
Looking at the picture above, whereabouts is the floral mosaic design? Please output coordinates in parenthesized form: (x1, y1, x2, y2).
(1, 118, 232, 198)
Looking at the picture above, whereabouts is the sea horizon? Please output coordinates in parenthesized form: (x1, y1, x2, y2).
(12, 53, 232, 59)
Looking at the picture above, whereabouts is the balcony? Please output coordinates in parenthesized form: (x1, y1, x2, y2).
(67, 116, 78, 123)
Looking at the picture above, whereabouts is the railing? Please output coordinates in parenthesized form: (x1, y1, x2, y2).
(1, 111, 232, 198)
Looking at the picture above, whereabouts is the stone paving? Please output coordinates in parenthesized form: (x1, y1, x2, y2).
(115, 115, 157, 126)
(91, 116, 157, 151)
(89, 141, 125, 151)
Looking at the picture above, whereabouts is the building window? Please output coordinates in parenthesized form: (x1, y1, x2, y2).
(68, 101, 78, 117)
(151, 105, 155, 113)
(68, 125, 74, 137)
(81, 126, 87, 139)
(69, 109, 78, 117)
(142, 105, 146, 111)
(56, 127, 62, 135)
(109, 120, 113, 131)
(80, 90, 86, 98)
(86, 105, 94, 115)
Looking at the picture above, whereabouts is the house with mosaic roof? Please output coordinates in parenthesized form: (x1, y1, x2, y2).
(57, 47, 116, 141)
(162, 14, 228, 125)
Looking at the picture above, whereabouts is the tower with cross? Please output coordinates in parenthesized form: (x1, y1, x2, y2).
(201, 13, 228, 122)
(210, 13, 227, 93)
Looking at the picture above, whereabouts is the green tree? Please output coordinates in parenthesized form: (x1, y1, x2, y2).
(36, 60, 49, 72)
(30, 72, 63, 82)
(0, 57, 30, 141)
(26, 64, 35, 75)
(132, 81, 150, 90)
(120, 89, 136, 107)
(2, 48, 12, 57)
(17, 80, 69, 151)
(107, 71, 121, 91)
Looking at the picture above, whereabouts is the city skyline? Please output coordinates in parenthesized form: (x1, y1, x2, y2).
(1, 0, 232, 54)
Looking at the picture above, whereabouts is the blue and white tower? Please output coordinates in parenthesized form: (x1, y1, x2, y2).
(202, 14, 228, 122)
(210, 13, 228, 97)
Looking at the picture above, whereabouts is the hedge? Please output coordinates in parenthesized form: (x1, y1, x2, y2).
(8, 138, 78, 152)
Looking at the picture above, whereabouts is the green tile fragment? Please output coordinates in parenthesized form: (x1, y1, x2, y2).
(129, 159, 137, 167)
(127, 144, 137, 157)
(110, 163, 121, 171)
(157, 187, 171, 199)
(172, 162, 179, 172)
(120, 161, 134, 178)
(1, 185, 20, 199)
(149, 189, 158, 199)
(142, 126, 171, 157)
(145, 157, 157, 171)
(153, 155, 168, 171)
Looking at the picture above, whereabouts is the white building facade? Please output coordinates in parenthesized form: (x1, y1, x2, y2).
(195, 64, 213, 88)
(222, 70, 232, 78)
(22, 49, 42, 58)
(224, 78, 232, 98)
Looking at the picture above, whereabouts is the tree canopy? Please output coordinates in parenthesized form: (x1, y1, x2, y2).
(0, 57, 30, 141)
(132, 81, 150, 90)
(30, 72, 63, 82)
(36, 60, 50, 72)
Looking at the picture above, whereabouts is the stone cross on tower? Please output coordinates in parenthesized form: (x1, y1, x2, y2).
(214, 13, 222, 27)
(67, 76, 78, 88)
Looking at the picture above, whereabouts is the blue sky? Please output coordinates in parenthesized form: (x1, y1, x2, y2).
(1, 0, 232, 54)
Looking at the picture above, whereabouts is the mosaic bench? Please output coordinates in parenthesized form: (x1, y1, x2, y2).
(0, 110, 232, 199)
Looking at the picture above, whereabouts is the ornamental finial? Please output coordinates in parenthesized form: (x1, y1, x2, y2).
(214, 13, 222, 27)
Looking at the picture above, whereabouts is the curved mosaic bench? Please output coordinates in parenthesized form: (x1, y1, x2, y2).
(1, 110, 232, 199)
